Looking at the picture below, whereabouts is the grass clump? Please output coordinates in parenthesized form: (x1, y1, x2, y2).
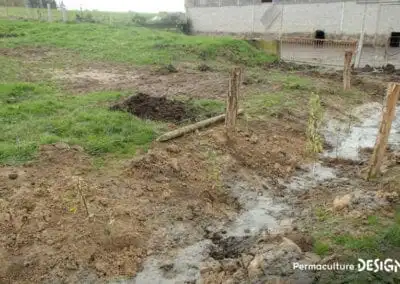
(244, 91, 296, 117)
(0, 82, 161, 165)
(313, 240, 331, 256)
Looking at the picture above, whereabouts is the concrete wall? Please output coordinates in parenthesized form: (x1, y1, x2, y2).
(186, 1, 400, 44)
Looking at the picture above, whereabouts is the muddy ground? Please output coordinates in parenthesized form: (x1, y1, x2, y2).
(1, 48, 400, 284)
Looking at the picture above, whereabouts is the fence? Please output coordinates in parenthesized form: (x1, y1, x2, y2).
(0, 6, 139, 25)
(279, 37, 358, 67)
(275, 0, 400, 69)
(0, 5, 69, 22)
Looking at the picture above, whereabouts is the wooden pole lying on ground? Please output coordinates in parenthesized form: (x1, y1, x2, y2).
(367, 82, 400, 179)
(343, 50, 353, 91)
(156, 109, 244, 142)
(225, 67, 242, 136)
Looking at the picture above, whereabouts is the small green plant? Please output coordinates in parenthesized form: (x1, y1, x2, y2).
(132, 13, 147, 25)
(208, 150, 222, 190)
(315, 206, 329, 221)
(76, 11, 96, 23)
(313, 240, 331, 256)
(306, 93, 324, 160)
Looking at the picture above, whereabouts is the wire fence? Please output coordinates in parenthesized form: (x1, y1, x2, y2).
(0, 6, 140, 25)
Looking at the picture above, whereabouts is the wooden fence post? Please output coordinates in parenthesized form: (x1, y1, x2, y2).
(47, 3, 52, 22)
(225, 67, 242, 136)
(367, 82, 400, 179)
(343, 50, 353, 91)
(62, 7, 67, 23)
(275, 39, 281, 60)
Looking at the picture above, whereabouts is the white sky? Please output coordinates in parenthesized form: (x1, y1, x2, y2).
(62, 0, 185, 12)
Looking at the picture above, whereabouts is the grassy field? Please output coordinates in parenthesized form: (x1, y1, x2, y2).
(0, 20, 275, 65)
(0, 83, 161, 164)
(0, 19, 276, 165)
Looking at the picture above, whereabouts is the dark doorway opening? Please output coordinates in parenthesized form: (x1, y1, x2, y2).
(390, 32, 400, 48)
(314, 30, 325, 47)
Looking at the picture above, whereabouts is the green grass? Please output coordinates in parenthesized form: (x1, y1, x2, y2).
(0, 82, 162, 164)
(313, 240, 331, 256)
(312, 210, 400, 283)
(0, 20, 276, 66)
(245, 91, 297, 117)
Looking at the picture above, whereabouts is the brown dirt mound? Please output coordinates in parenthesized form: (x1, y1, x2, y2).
(110, 93, 198, 123)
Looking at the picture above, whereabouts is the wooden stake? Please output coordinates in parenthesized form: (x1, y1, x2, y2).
(77, 178, 90, 217)
(343, 50, 353, 91)
(367, 83, 400, 179)
(275, 39, 281, 60)
(225, 67, 241, 136)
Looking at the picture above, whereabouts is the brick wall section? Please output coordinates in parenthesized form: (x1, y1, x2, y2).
(186, 0, 400, 45)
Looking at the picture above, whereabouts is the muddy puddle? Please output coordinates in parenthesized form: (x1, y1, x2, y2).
(117, 167, 338, 283)
(324, 102, 400, 160)
(114, 101, 398, 284)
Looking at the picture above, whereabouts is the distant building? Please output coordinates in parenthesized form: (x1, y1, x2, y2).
(185, 0, 400, 45)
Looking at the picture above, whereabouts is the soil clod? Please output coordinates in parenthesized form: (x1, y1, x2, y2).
(8, 173, 18, 180)
(110, 93, 198, 123)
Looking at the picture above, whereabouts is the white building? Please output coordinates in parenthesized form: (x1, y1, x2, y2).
(185, 0, 400, 46)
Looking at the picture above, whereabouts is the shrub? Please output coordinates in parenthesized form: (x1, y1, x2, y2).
(76, 12, 96, 23)
(132, 13, 147, 25)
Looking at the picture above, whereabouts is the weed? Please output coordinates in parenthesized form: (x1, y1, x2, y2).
(314, 206, 330, 222)
(313, 240, 331, 256)
(208, 150, 223, 190)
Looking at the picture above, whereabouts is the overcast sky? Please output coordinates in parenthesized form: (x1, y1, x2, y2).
(62, 0, 185, 12)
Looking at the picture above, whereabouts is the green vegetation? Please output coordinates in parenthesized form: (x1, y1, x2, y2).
(0, 20, 276, 66)
(0, 83, 162, 164)
(190, 99, 225, 118)
(313, 240, 331, 256)
(244, 91, 297, 117)
(0, 16, 276, 164)
(312, 210, 400, 283)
